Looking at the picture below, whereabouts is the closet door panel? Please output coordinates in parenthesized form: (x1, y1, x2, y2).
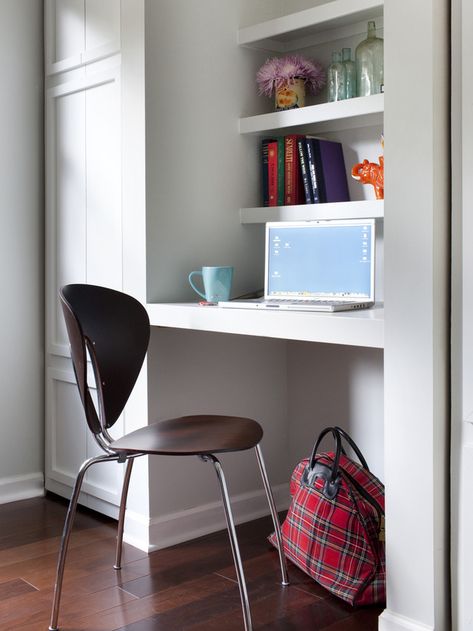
(45, 0, 121, 75)
(46, 0, 85, 69)
(85, 76, 122, 289)
(52, 88, 87, 352)
(85, 0, 120, 53)
(46, 370, 87, 488)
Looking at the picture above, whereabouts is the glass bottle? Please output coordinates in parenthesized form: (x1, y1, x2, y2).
(355, 21, 384, 97)
(327, 51, 346, 102)
(342, 47, 356, 99)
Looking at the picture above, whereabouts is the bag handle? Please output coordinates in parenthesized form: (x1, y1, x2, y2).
(307, 426, 370, 491)
(309, 427, 342, 484)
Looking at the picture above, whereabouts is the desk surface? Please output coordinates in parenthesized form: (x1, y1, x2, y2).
(147, 302, 384, 349)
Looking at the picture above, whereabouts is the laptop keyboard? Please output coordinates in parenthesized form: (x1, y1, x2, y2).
(268, 299, 357, 305)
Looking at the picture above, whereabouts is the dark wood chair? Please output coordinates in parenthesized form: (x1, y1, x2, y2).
(49, 284, 289, 631)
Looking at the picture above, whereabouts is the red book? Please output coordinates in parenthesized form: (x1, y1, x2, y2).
(267, 141, 278, 207)
(284, 135, 304, 205)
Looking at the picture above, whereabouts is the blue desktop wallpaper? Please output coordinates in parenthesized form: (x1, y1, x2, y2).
(267, 224, 372, 298)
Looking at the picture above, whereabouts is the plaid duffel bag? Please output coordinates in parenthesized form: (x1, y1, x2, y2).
(270, 426, 385, 605)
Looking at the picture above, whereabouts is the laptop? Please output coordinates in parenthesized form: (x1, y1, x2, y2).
(219, 218, 375, 312)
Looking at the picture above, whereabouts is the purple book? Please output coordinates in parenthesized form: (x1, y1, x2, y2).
(312, 138, 350, 203)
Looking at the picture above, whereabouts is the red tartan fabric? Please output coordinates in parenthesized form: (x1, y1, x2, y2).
(271, 452, 385, 605)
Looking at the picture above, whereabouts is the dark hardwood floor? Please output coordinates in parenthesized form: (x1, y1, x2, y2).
(0, 494, 382, 630)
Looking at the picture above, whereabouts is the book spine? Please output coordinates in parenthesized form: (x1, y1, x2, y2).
(311, 138, 326, 203)
(305, 137, 320, 203)
(284, 135, 299, 205)
(284, 135, 294, 205)
(267, 141, 278, 207)
(297, 138, 313, 204)
(277, 137, 285, 206)
(295, 136, 305, 205)
(261, 138, 273, 207)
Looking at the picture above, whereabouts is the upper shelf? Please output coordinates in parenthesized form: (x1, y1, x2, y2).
(239, 93, 384, 135)
(238, 0, 384, 52)
(147, 302, 384, 349)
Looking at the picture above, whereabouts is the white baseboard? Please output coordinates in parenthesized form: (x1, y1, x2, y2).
(379, 610, 434, 631)
(0, 472, 44, 505)
(124, 482, 290, 553)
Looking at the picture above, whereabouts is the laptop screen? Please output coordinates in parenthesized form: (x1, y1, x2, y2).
(265, 219, 375, 300)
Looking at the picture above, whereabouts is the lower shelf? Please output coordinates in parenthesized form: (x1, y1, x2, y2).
(146, 302, 384, 349)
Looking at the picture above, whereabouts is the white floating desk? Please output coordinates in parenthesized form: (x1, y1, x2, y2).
(147, 303, 384, 349)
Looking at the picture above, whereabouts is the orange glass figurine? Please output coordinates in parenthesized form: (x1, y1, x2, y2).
(351, 137, 384, 199)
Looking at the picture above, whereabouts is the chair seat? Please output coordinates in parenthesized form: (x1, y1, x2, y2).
(111, 415, 263, 456)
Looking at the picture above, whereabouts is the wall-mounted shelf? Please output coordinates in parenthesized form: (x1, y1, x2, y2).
(238, 0, 383, 52)
(240, 199, 383, 224)
(147, 302, 384, 349)
(239, 94, 384, 135)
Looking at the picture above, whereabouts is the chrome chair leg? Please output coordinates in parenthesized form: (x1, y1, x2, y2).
(114, 457, 135, 570)
(208, 455, 252, 631)
(255, 444, 289, 586)
(49, 454, 117, 631)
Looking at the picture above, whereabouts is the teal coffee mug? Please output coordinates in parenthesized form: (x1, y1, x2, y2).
(188, 266, 233, 302)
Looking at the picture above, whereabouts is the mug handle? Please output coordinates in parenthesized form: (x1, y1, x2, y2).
(188, 271, 206, 299)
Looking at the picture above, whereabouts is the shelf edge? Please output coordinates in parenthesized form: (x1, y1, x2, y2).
(240, 200, 384, 224)
(238, 0, 384, 48)
(239, 94, 384, 135)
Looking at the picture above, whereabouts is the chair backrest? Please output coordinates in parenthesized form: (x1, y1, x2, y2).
(60, 284, 150, 435)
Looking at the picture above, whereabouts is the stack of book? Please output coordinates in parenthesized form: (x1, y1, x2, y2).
(261, 135, 350, 207)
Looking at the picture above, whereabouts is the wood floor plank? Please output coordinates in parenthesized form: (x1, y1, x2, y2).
(187, 588, 337, 631)
(0, 524, 114, 569)
(65, 572, 240, 631)
(0, 533, 147, 592)
(320, 607, 384, 631)
(0, 578, 37, 601)
(0, 496, 109, 551)
(5, 586, 137, 630)
(120, 548, 237, 598)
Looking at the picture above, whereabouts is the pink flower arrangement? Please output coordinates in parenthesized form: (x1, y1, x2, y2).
(256, 54, 326, 97)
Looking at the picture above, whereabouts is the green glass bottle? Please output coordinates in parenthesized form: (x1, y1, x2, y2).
(342, 47, 356, 99)
(355, 21, 384, 97)
(328, 51, 346, 102)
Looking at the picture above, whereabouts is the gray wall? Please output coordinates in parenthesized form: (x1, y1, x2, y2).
(0, 1, 44, 487)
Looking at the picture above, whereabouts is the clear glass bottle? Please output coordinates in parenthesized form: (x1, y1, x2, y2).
(355, 21, 384, 97)
(342, 47, 356, 99)
(327, 51, 346, 102)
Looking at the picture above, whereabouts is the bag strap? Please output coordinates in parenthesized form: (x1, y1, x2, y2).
(333, 426, 370, 471)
